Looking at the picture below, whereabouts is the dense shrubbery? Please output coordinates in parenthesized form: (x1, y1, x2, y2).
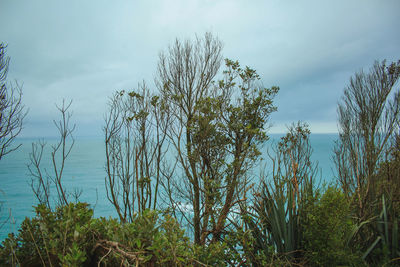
(0, 203, 230, 266)
(0, 195, 365, 266)
(4, 183, 396, 266)
(1, 170, 398, 267)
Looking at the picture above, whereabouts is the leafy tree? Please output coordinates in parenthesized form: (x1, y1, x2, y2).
(0, 43, 26, 160)
(157, 33, 278, 245)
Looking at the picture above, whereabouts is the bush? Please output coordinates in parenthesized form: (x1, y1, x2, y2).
(91, 210, 197, 266)
(0, 203, 95, 266)
(302, 186, 363, 266)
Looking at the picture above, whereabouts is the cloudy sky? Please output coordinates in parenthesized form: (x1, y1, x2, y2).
(1, 0, 399, 137)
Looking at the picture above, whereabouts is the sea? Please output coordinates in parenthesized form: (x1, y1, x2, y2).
(0, 134, 338, 242)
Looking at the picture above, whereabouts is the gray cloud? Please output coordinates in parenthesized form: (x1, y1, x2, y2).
(1, 0, 399, 136)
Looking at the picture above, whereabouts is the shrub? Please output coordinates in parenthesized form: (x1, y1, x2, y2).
(91, 210, 196, 266)
(302, 186, 363, 266)
(0, 202, 95, 266)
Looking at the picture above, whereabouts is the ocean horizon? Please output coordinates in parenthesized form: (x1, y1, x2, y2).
(0, 133, 338, 241)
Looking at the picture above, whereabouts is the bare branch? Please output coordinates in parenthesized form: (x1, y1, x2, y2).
(0, 43, 27, 160)
(29, 100, 76, 209)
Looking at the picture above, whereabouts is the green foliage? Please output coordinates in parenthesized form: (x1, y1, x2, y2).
(223, 223, 282, 266)
(92, 210, 228, 266)
(92, 210, 194, 266)
(59, 242, 86, 267)
(152, 214, 192, 265)
(192, 242, 228, 266)
(0, 203, 223, 266)
(186, 58, 279, 243)
(0, 233, 20, 266)
(0, 202, 95, 266)
(302, 186, 363, 266)
(254, 187, 299, 256)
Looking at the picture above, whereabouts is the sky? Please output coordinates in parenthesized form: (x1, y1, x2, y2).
(0, 0, 399, 137)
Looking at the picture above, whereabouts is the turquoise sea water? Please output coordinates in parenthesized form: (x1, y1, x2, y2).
(0, 134, 338, 241)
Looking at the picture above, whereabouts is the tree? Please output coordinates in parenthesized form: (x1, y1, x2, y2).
(104, 83, 170, 222)
(157, 33, 278, 245)
(334, 60, 400, 220)
(0, 43, 26, 160)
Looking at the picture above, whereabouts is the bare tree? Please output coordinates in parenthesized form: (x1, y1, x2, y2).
(157, 33, 278, 245)
(104, 83, 170, 223)
(29, 100, 76, 209)
(0, 43, 27, 160)
(334, 60, 400, 219)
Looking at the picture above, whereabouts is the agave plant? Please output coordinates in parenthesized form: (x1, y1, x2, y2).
(252, 180, 300, 256)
